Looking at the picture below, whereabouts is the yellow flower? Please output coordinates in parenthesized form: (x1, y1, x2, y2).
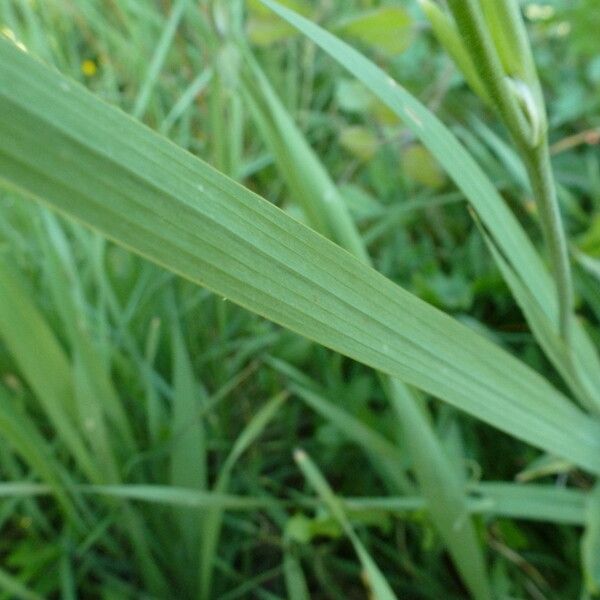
(81, 59, 97, 77)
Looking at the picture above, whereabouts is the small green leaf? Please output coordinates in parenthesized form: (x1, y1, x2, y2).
(339, 125, 378, 161)
(246, 0, 311, 46)
(335, 8, 414, 55)
(402, 143, 447, 189)
(577, 213, 600, 257)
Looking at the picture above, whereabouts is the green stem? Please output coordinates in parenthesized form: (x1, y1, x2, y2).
(448, 0, 573, 343)
(447, 0, 533, 146)
(522, 140, 573, 342)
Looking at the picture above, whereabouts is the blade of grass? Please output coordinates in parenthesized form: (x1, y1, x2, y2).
(169, 308, 207, 569)
(1, 39, 599, 475)
(342, 482, 588, 526)
(473, 482, 587, 526)
(240, 48, 369, 262)
(582, 483, 600, 594)
(292, 384, 412, 494)
(0, 256, 102, 483)
(37, 212, 137, 456)
(200, 392, 286, 600)
(79, 485, 275, 509)
(160, 67, 213, 135)
(479, 225, 599, 412)
(283, 548, 311, 600)
(418, 0, 490, 104)
(239, 46, 489, 597)
(387, 379, 490, 599)
(132, 0, 190, 120)
(0, 566, 44, 600)
(0, 386, 79, 524)
(294, 448, 399, 600)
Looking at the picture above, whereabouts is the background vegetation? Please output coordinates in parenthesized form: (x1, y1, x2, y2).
(0, 0, 599, 598)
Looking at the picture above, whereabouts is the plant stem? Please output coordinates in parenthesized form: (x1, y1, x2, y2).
(447, 0, 534, 146)
(448, 0, 574, 343)
(522, 139, 573, 343)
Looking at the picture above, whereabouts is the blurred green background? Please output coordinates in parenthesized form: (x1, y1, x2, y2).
(0, 0, 599, 598)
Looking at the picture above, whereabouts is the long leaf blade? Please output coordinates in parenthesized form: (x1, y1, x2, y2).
(1, 39, 599, 474)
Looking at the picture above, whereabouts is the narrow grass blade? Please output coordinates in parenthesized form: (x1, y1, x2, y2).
(387, 380, 491, 599)
(0, 387, 79, 524)
(37, 213, 137, 457)
(283, 549, 311, 600)
(200, 393, 286, 600)
(0, 257, 101, 482)
(480, 228, 598, 412)
(240, 49, 368, 262)
(582, 483, 600, 594)
(0, 567, 44, 600)
(79, 485, 274, 509)
(160, 67, 213, 134)
(474, 483, 587, 526)
(0, 482, 51, 498)
(1, 39, 600, 474)
(40, 213, 137, 449)
(294, 449, 399, 600)
(169, 312, 207, 563)
(132, 0, 190, 119)
(419, 0, 490, 104)
(342, 482, 587, 526)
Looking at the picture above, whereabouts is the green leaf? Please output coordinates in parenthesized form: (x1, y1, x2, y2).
(343, 483, 588, 526)
(200, 393, 285, 600)
(79, 484, 274, 509)
(240, 49, 369, 262)
(339, 126, 378, 161)
(402, 143, 447, 189)
(241, 50, 489, 597)
(387, 380, 490, 600)
(0, 256, 101, 483)
(1, 38, 600, 476)
(132, 0, 190, 120)
(334, 7, 414, 55)
(583, 483, 600, 594)
(0, 386, 78, 525)
(294, 449, 399, 600)
(257, 0, 600, 413)
(283, 547, 311, 600)
(169, 312, 207, 564)
(419, 0, 491, 103)
(0, 566, 44, 600)
(246, 0, 311, 46)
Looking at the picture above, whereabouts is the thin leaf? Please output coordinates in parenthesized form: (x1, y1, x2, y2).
(170, 311, 207, 562)
(1, 39, 599, 475)
(200, 393, 286, 600)
(132, 0, 190, 119)
(0, 567, 44, 600)
(294, 449, 398, 600)
(582, 483, 600, 594)
(79, 484, 274, 509)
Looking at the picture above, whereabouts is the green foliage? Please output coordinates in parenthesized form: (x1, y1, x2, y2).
(0, 0, 598, 598)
